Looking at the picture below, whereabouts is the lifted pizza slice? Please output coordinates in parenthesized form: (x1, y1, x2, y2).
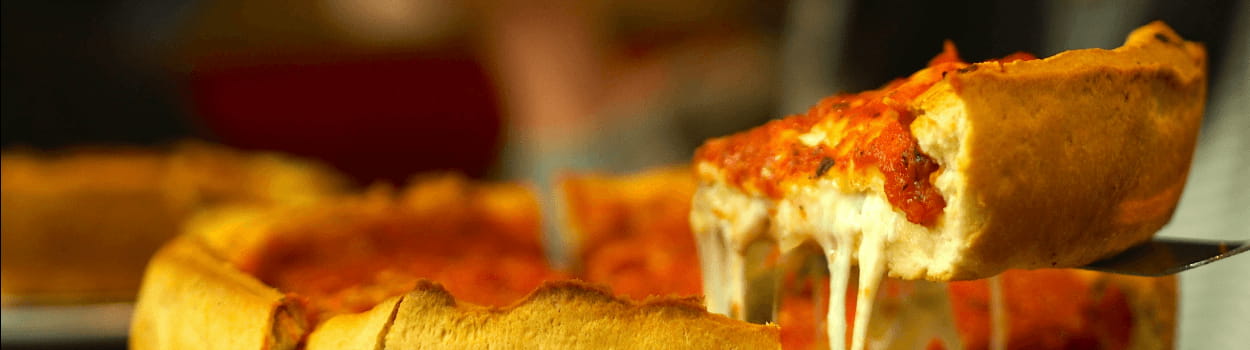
(690, 22, 1204, 350)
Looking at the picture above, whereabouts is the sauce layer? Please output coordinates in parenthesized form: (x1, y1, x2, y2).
(695, 43, 1035, 225)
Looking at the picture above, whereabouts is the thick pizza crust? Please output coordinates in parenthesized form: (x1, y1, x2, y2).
(130, 236, 305, 350)
(384, 280, 779, 349)
(306, 295, 402, 349)
(906, 21, 1207, 280)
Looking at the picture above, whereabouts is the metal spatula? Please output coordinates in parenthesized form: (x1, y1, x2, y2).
(1080, 237, 1249, 276)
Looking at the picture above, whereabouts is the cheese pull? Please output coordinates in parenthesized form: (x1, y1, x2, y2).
(692, 192, 966, 350)
(691, 22, 1203, 350)
(692, 184, 900, 350)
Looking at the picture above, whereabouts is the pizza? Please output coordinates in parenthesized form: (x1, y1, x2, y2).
(130, 174, 778, 349)
(1, 141, 346, 304)
(689, 22, 1203, 349)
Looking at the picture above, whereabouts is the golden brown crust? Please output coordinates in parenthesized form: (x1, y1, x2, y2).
(306, 295, 401, 350)
(129, 236, 305, 350)
(938, 21, 1207, 278)
(384, 280, 780, 349)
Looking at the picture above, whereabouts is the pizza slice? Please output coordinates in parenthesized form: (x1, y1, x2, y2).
(690, 21, 1204, 350)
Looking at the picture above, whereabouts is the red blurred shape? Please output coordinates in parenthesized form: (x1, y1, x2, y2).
(189, 54, 502, 185)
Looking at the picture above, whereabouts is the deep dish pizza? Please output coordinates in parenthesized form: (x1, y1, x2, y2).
(130, 175, 778, 349)
(690, 22, 1203, 349)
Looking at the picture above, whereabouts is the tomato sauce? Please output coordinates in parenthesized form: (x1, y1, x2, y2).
(695, 43, 1035, 226)
(240, 206, 565, 326)
(565, 172, 705, 301)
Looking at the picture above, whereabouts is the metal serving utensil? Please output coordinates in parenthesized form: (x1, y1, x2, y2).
(735, 237, 1246, 326)
(1080, 237, 1249, 276)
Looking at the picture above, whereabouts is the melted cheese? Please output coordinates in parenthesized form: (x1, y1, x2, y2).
(689, 53, 977, 348)
(852, 226, 886, 350)
(826, 241, 852, 350)
(692, 175, 919, 350)
(691, 183, 770, 318)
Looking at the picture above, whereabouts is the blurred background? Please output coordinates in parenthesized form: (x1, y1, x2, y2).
(2, 0, 1246, 349)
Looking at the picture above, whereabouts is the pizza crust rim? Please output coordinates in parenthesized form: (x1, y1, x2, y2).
(907, 21, 1207, 280)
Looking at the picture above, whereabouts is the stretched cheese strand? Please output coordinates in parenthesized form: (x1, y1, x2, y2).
(696, 229, 781, 322)
(691, 180, 786, 322)
(852, 231, 886, 350)
(988, 275, 1007, 350)
(691, 187, 769, 319)
(695, 227, 731, 315)
(691, 182, 902, 350)
(825, 242, 853, 350)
